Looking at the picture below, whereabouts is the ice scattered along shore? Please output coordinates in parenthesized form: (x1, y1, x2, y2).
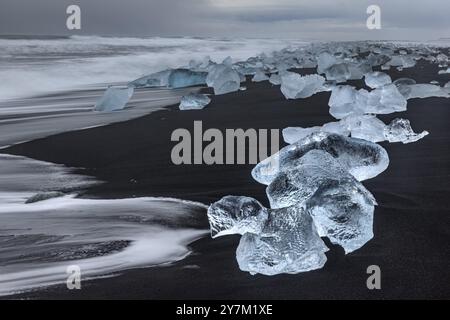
(283, 115, 428, 145)
(179, 93, 211, 110)
(94, 86, 134, 112)
(208, 148, 378, 274)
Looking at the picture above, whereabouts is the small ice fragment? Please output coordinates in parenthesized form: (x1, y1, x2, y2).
(384, 118, 429, 144)
(317, 52, 337, 74)
(364, 71, 392, 89)
(280, 73, 325, 99)
(252, 70, 269, 82)
(207, 196, 268, 238)
(179, 93, 211, 110)
(341, 114, 386, 143)
(269, 73, 282, 85)
(94, 86, 134, 112)
(405, 84, 449, 99)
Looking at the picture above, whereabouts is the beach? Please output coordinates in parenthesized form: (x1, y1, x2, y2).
(2, 58, 449, 299)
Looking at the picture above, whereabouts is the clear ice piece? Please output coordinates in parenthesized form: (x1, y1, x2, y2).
(236, 204, 328, 275)
(364, 71, 392, 89)
(266, 150, 356, 208)
(206, 64, 241, 95)
(179, 93, 211, 110)
(93, 86, 134, 112)
(306, 179, 376, 253)
(384, 118, 429, 144)
(252, 69, 269, 82)
(252, 132, 389, 185)
(207, 196, 268, 238)
(280, 73, 325, 99)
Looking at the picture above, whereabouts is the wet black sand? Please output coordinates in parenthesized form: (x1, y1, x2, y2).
(2, 60, 450, 299)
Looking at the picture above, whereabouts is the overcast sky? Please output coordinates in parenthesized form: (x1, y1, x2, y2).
(1, 0, 449, 40)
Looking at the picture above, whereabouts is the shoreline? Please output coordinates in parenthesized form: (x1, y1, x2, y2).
(1, 60, 450, 299)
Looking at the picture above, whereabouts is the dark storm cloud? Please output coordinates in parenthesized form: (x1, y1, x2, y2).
(0, 0, 449, 40)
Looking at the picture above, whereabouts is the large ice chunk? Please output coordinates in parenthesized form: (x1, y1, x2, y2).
(307, 179, 376, 253)
(179, 93, 211, 110)
(384, 118, 429, 144)
(266, 150, 357, 208)
(252, 132, 389, 185)
(208, 196, 328, 275)
(236, 205, 328, 275)
(206, 64, 241, 95)
(280, 73, 325, 99)
(93, 86, 134, 112)
(364, 71, 392, 88)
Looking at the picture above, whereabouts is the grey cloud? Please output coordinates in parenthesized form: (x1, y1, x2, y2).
(0, 0, 448, 40)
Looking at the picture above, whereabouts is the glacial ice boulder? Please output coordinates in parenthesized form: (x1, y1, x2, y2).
(93, 86, 134, 112)
(206, 64, 241, 95)
(307, 178, 376, 253)
(236, 204, 328, 275)
(266, 150, 359, 208)
(384, 118, 429, 144)
(252, 132, 389, 185)
(179, 93, 211, 110)
(280, 73, 325, 99)
(364, 71, 392, 89)
(208, 196, 328, 275)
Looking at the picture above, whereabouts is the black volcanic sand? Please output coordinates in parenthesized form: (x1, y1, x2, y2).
(3, 60, 450, 299)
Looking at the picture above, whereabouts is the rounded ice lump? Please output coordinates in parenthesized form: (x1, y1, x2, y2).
(208, 196, 328, 275)
(252, 132, 389, 185)
(236, 205, 328, 275)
